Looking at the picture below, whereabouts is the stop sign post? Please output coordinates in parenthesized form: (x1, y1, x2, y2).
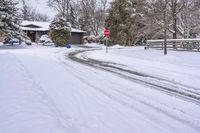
(104, 29, 110, 53)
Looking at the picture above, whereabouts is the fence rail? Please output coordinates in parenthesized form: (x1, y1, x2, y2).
(146, 39, 200, 52)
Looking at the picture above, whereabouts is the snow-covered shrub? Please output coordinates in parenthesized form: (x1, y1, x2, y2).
(87, 35, 96, 43)
(3, 37, 19, 45)
(49, 17, 71, 47)
(25, 38, 32, 45)
(39, 34, 53, 45)
(83, 36, 89, 43)
(39, 34, 49, 43)
(83, 35, 111, 45)
(84, 35, 100, 43)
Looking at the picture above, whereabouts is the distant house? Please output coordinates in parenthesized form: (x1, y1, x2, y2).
(21, 21, 86, 44)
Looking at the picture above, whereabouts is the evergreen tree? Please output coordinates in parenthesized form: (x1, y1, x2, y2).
(50, 17, 71, 47)
(0, 0, 24, 40)
(106, 0, 147, 46)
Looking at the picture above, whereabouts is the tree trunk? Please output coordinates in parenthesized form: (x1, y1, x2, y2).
(164, 0, 168, 55)
(172, 0, 177, 48)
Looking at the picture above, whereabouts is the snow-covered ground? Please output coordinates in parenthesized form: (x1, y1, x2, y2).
(83, 45, 200, 90)
(0, 44, 200, 133)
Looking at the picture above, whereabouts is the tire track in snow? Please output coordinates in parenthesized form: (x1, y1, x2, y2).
(57, 54, 200, 132)
(68, 49, 200, 105)
(10, 53, 78, 132)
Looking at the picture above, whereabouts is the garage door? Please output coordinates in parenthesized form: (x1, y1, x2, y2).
(70, 33, 83, 44)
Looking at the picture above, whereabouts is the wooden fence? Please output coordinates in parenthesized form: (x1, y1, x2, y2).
(146, 39, 200, 52)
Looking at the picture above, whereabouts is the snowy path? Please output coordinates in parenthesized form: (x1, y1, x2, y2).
(0, 46, 200, 132)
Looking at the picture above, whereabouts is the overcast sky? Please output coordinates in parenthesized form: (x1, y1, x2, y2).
(18, 0, 112, 20)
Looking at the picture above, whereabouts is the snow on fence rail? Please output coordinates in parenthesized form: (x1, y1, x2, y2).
(146, 39, 200, 52)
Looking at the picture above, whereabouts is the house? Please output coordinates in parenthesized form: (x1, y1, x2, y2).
(0, 21, 86, 44)
(21, 21, 86, 44)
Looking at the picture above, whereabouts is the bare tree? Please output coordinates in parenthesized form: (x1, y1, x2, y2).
(48, 0, 79, 27)
(147, 0, 170, 39)
(30, 8, 50, 22)
(20, 0, 50, 22)
(178, 0, 200, 38)
(79, 0, 107, 35)
(146, 0, 169, 54)
(100, 0, 108, 11)
(100, 0, 108, 27)
(147, 0, 200, 39)
(47, 0, 70, 19)
(21, 0, 31, 20)
(163, 0, 169, 55)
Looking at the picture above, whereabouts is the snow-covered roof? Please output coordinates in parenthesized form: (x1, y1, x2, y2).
(21, 21, 85, 33)
(71, 28, 86, 33)
(21, 21, 50, 31)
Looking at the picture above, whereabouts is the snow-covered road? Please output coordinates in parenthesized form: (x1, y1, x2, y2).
(0, 45, 200, 133)
(69, 49, 200, 103)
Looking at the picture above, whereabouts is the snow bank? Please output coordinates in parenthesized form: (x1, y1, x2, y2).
(84, 43, 105, 48)
(0, 43, 29, 49)
(110, 44, 125, 49)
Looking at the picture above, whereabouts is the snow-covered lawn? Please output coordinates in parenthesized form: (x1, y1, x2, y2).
(84, 45, 200, 89)
(0, 44, 200, 133)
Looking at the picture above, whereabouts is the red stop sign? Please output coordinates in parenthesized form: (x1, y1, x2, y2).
(104, 29, 110, 37)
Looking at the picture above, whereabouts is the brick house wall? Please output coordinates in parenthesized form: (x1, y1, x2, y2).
(0, 32, 5, 42)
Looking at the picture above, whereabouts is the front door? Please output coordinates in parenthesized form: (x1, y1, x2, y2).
(27, 31, 36, 42)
